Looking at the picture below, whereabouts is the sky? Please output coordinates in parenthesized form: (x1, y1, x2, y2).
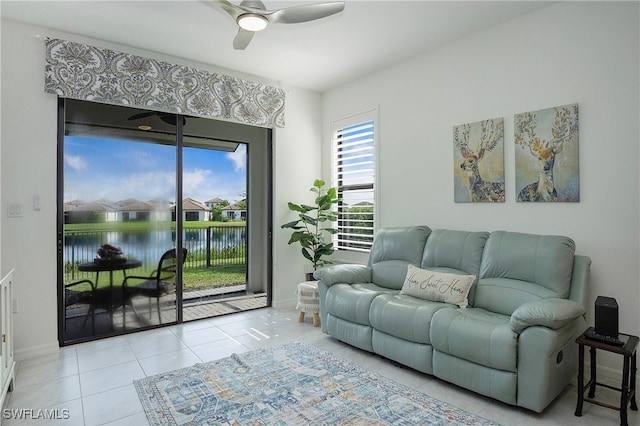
(64, 136, 247, 205)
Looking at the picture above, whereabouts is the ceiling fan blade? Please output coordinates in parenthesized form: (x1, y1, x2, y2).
(200, 0, 242, 19)
(128, 112, 156, 121)
(271, 1, 345, 24)
(159, 114, 187, 126)
(238, 0, 267, 10)
(233, 28, 255, 50)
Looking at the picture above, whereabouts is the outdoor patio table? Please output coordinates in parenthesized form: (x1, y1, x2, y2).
(78, 259, 142, 328)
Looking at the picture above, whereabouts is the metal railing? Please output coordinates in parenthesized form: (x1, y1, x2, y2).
(64, 226, 246, 283)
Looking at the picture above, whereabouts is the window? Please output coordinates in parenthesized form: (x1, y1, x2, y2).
(331, 110, 377, 253)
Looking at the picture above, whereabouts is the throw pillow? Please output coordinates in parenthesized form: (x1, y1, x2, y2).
(400, 264, 476, 308)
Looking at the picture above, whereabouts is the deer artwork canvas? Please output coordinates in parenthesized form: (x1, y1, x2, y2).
(515, 103, 579, 202)
(453, 117, 505, 203)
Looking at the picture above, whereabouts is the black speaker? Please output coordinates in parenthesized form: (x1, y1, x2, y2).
(594, 296, 619, 338)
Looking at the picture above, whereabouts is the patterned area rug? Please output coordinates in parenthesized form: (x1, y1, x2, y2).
(134, 341, 500, 425)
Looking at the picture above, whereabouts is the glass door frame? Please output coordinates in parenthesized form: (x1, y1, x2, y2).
(56, 98, 273, 345)
(175, 112, 185, 324)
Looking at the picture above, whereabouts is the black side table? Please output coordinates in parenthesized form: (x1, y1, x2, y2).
(575, 327, 639, 426)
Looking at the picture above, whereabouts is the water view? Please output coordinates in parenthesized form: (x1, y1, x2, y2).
(64, 225, 247, 291)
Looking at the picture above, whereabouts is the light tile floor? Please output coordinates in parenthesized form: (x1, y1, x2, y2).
(4, 307, 637, 425)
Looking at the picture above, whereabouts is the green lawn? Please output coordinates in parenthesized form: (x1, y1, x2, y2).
(66, 264, 246, 292)
(183, 265, 247, 290)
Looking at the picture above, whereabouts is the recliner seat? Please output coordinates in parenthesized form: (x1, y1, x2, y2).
(321, 226, 431, 352)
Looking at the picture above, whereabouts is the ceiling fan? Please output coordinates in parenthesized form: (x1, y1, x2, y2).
(202, 0, 345, 50)
(128, 111, 186, 127)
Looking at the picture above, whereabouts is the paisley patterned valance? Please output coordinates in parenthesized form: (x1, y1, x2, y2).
(44, 38, 285, 128)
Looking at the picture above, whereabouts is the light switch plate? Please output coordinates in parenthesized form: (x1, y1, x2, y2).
(7, 203, 22, 218)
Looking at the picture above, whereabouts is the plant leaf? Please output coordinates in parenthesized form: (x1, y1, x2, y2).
(300, 214, 318, 225)
(301, 248, 313, 263)
(316, 244, 334, 256)
(287, 202, 304, 212)
(316, 195, 332, 209)
(287, 231, 304, 244)
(280, 220, 301, 229)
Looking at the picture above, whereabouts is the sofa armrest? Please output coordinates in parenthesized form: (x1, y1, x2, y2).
(517, 318, 585, 412)
(569, 255, 591, 307)
(510, 298, 585, 334)
(313, 264, 372, 286)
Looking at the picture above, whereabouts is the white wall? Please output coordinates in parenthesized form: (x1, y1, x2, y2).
(0, 18, 321, 356)
(323, 2, 639, 372)
(272, 88, 322, 306)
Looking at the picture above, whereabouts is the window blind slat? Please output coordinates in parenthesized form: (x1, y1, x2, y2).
(333, 123, 373, 137)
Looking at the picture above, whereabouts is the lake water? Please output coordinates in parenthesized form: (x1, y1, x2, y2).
(64, 226, 246, 267)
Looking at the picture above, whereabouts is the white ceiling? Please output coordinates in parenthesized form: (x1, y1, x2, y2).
(1, 1, 555, 92)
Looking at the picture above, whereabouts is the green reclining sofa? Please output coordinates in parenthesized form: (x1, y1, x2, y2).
(315, 226, 590, 412)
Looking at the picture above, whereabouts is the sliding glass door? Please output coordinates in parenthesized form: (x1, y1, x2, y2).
(179, 131, 249, 321)
(58, 99, 271, 345)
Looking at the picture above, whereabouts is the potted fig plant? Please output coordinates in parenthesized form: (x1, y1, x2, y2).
(281, 179, 340, 280)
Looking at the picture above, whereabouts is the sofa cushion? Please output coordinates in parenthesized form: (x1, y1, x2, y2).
(399, 265, 475, 308)
(420, 229, 489, 305)
(326, 315, 374, 352)
(421, 229, 489, 276)
(372, 330, 434, 374)
(370, 293, 453, 344)
(473, 277, 562, 316)
(476, 231, 576, 315)
(368, 226, 431, 289)
(431, 307, 517, 372)
(325, 283, 397, 326)
(433, 350, 517, 406)
(371, 260, 417, 290)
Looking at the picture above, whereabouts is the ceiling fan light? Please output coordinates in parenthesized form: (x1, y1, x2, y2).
(237, 13, 268, 31)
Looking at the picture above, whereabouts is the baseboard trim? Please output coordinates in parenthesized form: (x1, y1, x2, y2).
(272, 296, 297, 310)
(578, 360, 640, 390)
(15, 341, 60, 361)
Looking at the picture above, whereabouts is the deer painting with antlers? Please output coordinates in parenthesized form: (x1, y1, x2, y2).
(515, 104, 579, 202)
(454, 118, 505, 203)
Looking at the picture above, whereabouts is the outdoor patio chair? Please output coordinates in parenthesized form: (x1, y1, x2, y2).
(123, 248, 187, 324)
(64, 279, 95, 332)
